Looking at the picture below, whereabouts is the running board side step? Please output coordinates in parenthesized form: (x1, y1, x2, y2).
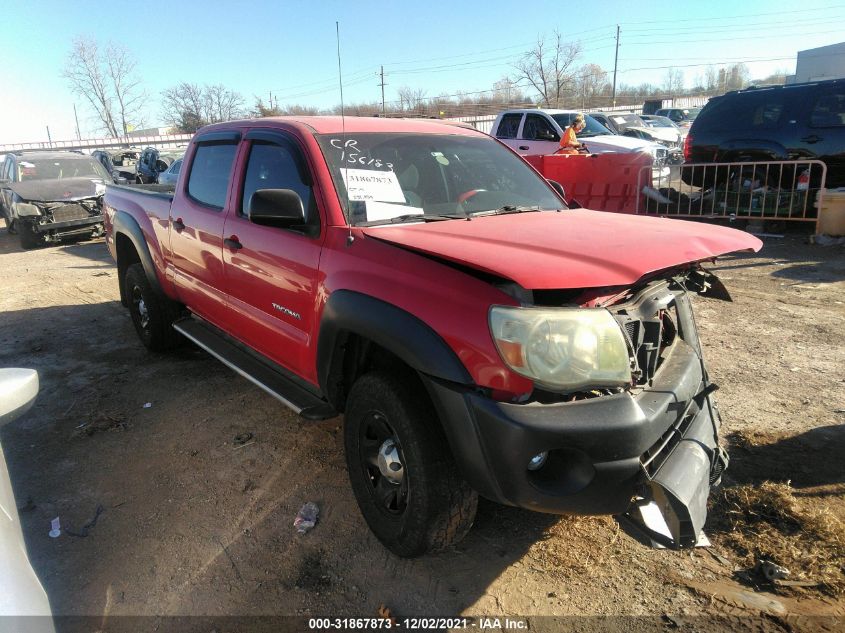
(173, 318, 338, 421)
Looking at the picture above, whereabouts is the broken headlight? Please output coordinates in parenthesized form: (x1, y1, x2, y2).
(14, 202, 41, 217)
(490, 306, 632, 392)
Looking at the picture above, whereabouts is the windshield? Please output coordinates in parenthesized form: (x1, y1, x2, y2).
(686, 107, 702, 120)
(550, 114, 612, 137)
(17, 157, 110, 182)
(316, 133, 564, 225)
(645, 116, 677, 128)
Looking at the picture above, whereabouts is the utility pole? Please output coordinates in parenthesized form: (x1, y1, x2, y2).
(379, 66, 387, 115)
(612, 25, 620, 108)
(73, 104, 81, 140)
(46, 126, 52, 148)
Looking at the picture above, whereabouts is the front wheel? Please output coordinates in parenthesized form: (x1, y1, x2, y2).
(18, 220, 45, 249)
(123, 263, 181, 351)
(344, 371, 478, 557)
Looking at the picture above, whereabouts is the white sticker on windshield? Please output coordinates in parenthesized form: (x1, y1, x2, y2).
(613, 116, 627, 124)
(363, 201, 423, 223)
(340, 168, 406, 203)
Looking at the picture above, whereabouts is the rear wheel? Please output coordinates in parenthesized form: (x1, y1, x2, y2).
(123, 263, 181, 351)
(344, 371, 477, 557)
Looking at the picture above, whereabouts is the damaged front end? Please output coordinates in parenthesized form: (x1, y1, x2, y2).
(13, 196, 104, 246)
(605, 270, 730, 548)
(429, 267, 733, 550)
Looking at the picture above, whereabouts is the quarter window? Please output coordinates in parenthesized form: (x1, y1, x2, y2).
(810, 92, 845, 127)
(186, 142, 238, 208)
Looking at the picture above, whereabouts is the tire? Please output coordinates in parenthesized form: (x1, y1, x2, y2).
(123, 263, 181, 351)
(344, 371, 478, 557)
(18, 220, 44, 249)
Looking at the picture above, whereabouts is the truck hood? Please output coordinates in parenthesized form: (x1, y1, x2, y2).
(581, 134, 660, 153)
(8, 177, 107, 203)
(362, 210, 762, 290)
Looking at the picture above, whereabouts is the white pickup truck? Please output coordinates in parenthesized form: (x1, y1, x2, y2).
(491, 109, 670, 166)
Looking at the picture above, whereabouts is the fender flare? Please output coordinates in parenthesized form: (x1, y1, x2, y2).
(112, 210, 163, 302)
(317, 290, 472, 399)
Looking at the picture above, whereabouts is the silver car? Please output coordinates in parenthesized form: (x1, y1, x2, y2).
(155, 157, 183, 186)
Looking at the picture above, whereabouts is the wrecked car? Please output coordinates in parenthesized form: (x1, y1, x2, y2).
(0, 151, 110, 249)
(104, 117, 761, 557)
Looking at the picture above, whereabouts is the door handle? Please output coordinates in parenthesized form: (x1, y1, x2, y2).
(518, 145, 530, 150)
(801, 135, 821, 144)
(224, 236, 243, 250)
(172, 218, 185, 231)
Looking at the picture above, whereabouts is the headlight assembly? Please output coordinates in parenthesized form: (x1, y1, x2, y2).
(490, 306, 632, 392)
(14, 202, 41, 217)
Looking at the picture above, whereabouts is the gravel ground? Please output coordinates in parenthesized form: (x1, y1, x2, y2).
(0, 222, 842, 631)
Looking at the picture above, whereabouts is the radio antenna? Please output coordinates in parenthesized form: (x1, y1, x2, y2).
(336, 21, 354, 246)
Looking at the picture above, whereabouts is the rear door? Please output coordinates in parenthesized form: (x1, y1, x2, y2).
(168, 131, 240, 331)
(493, 112, 525, 153)
(805, 85, 845, 186)
(222, 129, 324, 384)
(517, 113, 560, 155)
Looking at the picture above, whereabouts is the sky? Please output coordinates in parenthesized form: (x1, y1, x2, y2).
(0, 0, 843, 144)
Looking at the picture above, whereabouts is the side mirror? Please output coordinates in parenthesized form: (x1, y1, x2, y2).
(0, 369, 39, 428)
(248, 189, 306, 227)
(538, 130, 558, 142)
(547, 179, 566, 199)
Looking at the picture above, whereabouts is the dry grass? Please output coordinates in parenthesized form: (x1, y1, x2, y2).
(526, 515, 625, 576)
(709, 481, 845, 596)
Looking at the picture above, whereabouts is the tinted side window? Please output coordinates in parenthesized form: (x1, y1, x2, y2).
(187, 143, 238, 208)
(241, 142, 315, 222)
(810, 92, 845, 128)
(523, 114, 559, 141)
(496, 113, 523, 139)
(695, 93, 787, 132)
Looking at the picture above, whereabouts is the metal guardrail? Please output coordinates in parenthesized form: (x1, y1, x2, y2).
(636, 160, 828, 227)
(0, 134, 193, 153)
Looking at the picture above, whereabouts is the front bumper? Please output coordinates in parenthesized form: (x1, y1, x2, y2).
(423, 337, 724, 539)
(34, 215, 104, 233)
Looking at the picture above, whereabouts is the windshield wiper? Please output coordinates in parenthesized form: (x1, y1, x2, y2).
(359, 213, 465, 227)
(467, 205, 541, 218)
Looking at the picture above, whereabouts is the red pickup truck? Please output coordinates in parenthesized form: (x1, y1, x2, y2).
(104, 116, 761, 557)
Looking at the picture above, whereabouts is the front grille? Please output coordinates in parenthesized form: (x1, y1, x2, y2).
(51, 204, 89, 222)
(613, 286, 680, 385)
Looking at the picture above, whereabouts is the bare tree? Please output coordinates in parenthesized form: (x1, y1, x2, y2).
(63, 36, 144, 136)
(574, 64, 608, 108)
(724, 63, 750, 91)
(394, 86, 426, 113)
(513, 31, 581, 107)
(663, 68, 684, 95)
(162, 83, 245, 133)
(105, 43, 144, 133)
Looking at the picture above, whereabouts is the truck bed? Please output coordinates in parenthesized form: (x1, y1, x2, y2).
(108, 183, 176, 198)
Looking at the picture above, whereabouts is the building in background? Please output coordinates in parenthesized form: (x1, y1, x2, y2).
(787, 42, 845, 84)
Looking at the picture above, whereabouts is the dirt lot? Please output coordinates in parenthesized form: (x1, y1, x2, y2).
(0, 222, 843, 630)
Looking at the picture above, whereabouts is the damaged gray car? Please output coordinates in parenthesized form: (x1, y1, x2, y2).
(0, 151, 110, 249)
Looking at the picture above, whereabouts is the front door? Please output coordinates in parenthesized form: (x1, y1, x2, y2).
(167, 134, 240, 331)
(222, 130, 324, 385)
(518, 113, 561, 156)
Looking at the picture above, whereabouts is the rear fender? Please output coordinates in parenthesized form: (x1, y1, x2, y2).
(112, 210, 163, 305)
